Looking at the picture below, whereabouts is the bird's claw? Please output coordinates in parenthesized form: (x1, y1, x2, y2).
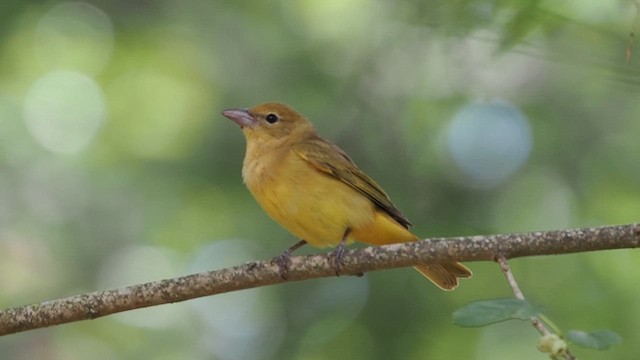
(330, 243, 346, 276)
(271, 240, 308, 280)
(272, 250, 292, 280)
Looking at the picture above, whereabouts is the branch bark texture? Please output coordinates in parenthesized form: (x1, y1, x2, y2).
(1, 223, 639, 336)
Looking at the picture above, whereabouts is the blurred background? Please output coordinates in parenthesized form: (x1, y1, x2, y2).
(1, 1, 639, 359)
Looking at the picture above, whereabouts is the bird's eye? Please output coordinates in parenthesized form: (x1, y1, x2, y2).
(265, 113, 279, 124)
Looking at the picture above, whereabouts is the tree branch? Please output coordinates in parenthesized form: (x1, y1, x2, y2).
(1, 223, 639, 336)
(497, 256, 576, 360)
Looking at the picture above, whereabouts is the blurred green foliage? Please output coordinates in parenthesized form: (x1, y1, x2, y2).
(1, 1, 639, 359)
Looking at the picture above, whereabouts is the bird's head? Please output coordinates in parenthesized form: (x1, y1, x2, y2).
(222, 102, 316, 143)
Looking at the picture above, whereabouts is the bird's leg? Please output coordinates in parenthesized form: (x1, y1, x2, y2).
(330, 227, 351, 276)
(273, 240, 307, 279)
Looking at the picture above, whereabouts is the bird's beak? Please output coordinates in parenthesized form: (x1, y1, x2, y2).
(221, 108, 258, 129)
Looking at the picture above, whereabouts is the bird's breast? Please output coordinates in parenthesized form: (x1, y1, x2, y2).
(241, 147, 375, 247)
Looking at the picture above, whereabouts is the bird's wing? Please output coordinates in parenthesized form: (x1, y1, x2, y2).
(293, 135, 412, 228)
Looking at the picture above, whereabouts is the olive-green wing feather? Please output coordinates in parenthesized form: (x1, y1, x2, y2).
(293, 135, 412, 228)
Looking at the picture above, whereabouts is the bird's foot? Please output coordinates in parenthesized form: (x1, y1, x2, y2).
(330, 227, 352, 276)
(329, 242, 346, 276)
(272, 250, 293, 280)
(271, 240, 307, 280)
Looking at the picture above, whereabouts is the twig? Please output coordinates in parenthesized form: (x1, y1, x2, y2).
(496, 256, 577, 360)
(0, 223, 639, 336)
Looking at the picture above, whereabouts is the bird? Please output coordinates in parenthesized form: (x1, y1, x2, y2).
(222, 102, 471, 290)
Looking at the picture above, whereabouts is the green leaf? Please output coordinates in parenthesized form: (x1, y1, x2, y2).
(453, 298, 542, 327)
(566, 330, 622, 350)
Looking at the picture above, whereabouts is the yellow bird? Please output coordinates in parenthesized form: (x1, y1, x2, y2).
(222, 102, 471, 290)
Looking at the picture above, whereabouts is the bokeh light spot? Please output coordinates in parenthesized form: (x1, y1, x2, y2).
(291, 0, 372, 41)
(446, 100, 532, 188)
(34, 2, 114, 74)
(23, 70, 105, 154)
(106, 71, 209, 159)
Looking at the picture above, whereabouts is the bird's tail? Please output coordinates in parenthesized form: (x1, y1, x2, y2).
(350, 211, 472, 290)
(413, 262, 472, 291)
